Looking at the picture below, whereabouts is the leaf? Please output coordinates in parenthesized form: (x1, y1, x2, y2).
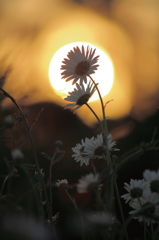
(20, 163, 37, 170)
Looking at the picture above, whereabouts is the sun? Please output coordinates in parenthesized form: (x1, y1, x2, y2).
(49, 42, 114, 102)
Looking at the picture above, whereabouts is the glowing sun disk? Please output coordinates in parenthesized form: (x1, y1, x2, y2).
(49, 42, 114, 102)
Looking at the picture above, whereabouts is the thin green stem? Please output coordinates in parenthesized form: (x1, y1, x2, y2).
(64, 189, 85, 240)
(144, 220, 146, 240)
(87, 75, 113, 208)
(90, 159, 96, 175)
(49, 147, 58, 217)
(0, 175, 9, 197)
(0, 88, 53, 224)
(154, 223, 159, 239)
(151, 221, 154, 240)
(138, 198, 146, 240)
(65, 189, 78, 210)
(85, 103, 104, 133)
(114, 180, 129, 240)
(87, 75, 111, 164)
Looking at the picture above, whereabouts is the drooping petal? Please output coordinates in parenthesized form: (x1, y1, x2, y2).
(63, 81, 96, 113)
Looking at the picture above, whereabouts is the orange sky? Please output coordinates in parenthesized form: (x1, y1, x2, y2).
(0, 0, 159, 126)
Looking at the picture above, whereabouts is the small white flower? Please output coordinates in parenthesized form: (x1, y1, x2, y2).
(83, 133, 118, 159)
(143, 169, 159, 193)
(121, 179, 150, 204)
(76, 173, 103, 193)
(129, 192, 159, 226)
(11, 148, 24, 160)
(64, 81, 96, 112)
(55, 179, 68, 188)
(72, 139, 90, 166)
(61, 45, 99, 85)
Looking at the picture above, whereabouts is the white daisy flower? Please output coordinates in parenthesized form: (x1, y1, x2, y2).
(121, 179, 150, 204)
(64, 81, 96, 112)
(143, 169, 159, 193)
(107, 134, 119, 151)
(72, 139, 90, 166)
(76, 173, 103, 193)
(61, 45, 99, 85)
(129, 192, 159, 226)
(55, 179, 68, 189)
(83, 133, 118, 159)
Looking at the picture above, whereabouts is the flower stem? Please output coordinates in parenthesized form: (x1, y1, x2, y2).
(87, 75, 111, 164)
(0, 175, 9, 197)
(64, 189, 78, 210)
(85, 103, 104, 133)
(90, 159, 96, 175)
(151, 221, 154, 240)
(0, 88, 53, 225)
(144, 220, 146, 240)
(49, 147, 59, 218)
(114, 180, 129, 240)
(87, 75, 112, 208)
(64, 189, 85, 240)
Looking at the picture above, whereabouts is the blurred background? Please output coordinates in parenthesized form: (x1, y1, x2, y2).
(0, 0, 159, 177)
(0, 0, 158, 121)
(0, 1, 159, 239)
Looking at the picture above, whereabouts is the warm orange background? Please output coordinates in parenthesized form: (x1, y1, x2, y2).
(0, 0, 159, 125)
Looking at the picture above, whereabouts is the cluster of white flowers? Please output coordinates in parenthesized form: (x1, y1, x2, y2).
(61, 45, 99, 112)
(121, 169, 159, 225)
(72, 133, 119, 166)
(56, 42, 159, 240)
(55, 174, 102, 194)
(59, 45, 119, 198)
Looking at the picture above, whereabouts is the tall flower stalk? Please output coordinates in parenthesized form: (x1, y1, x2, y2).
(61, 45, 111, 164)
(0, 88, 54, 228)
(61, 45, 116, 212)
(87, 74, 111, 165)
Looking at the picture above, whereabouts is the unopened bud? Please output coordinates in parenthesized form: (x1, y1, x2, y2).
(4, 115, 14, 128)
(34, 169, 45, 181)
(55, 140, 63, 148)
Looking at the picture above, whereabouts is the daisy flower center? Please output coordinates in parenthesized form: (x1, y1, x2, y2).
(76, 93, 91, 105)
(79, 146, 86, 157)
(75, 61, 90, 76)
(87, 182, 98, 193)
(94, 146, 105, 157)
(130, 187, 143, 198)
(150, 180, 159, 193)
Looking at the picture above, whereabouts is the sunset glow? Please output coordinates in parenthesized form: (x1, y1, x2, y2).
(49, 42, 114, 102)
